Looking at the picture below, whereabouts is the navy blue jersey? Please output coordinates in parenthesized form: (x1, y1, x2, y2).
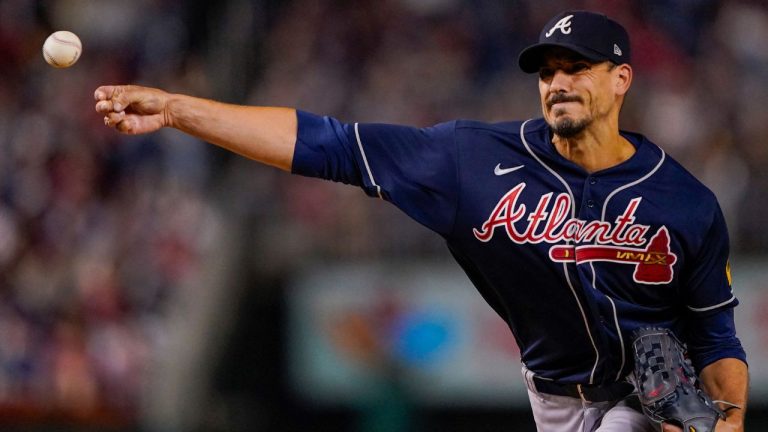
(292, 111, 746, 385)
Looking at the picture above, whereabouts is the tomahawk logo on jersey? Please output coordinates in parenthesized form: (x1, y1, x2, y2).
(292, 112, 745, 385)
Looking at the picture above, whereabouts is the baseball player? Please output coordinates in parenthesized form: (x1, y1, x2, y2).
(95, 10, 747, 432)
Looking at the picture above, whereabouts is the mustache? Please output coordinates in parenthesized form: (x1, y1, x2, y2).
(547, 94, 583, 109)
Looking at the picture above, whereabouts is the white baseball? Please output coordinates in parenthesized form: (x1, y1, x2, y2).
(42, 31, 82, 68)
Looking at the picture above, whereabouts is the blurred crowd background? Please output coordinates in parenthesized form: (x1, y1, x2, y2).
(1, 0, 767, 431)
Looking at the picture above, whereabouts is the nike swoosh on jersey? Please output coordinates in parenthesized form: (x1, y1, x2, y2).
(494, 164, 525, 176)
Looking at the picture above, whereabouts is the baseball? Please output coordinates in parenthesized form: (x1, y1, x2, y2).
(42, 31, 82, 68)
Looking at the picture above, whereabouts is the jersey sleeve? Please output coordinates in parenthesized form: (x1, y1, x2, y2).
(683, 308, 746, 372)
(683, 203, 736, 313)
(291, 110, 459, 236)
(681, 203, 746, 370)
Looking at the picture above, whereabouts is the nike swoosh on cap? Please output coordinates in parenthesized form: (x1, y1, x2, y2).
(494, 164, 525, 176)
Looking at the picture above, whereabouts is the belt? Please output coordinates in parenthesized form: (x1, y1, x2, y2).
(531, 376, 635, 403)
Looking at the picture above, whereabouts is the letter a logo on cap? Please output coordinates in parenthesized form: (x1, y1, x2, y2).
(546, 14, 574, 37)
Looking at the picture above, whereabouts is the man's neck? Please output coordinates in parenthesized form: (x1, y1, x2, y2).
(552, 123, 635, 173)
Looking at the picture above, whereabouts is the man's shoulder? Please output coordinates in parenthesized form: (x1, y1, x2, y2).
(455, 117, 548, 135)
(636, 136, 720, 206)
(663, 154, 718, 200)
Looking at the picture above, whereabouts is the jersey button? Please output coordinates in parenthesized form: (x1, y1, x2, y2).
(587, 200, 595, 208)
(589, 177, 597, 185)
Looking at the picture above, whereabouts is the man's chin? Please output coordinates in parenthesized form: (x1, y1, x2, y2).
(549, 116, 590, 138)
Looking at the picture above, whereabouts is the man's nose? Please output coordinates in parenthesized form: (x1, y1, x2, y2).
(549, 69, 573, 93)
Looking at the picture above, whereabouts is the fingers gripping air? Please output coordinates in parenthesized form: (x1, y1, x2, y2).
(94, 85, 169, 135)
(630, 327, 725, 432)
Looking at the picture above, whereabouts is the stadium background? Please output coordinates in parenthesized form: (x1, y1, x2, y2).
(1, 0, 767, 430)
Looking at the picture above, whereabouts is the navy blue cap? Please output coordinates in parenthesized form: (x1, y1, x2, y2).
(518, 11, 630, 73)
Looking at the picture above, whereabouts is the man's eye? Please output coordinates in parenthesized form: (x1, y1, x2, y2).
(539, 68, 554, 79)
(568, 63, 591, 74)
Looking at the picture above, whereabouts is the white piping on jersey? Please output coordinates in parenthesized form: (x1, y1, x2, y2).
(520, 119, 599, 385)
(354, 123, 383, 199)
(596, 147, 665, 380)
(687, 295, 737, 312)
(519, 121, 576, 220)
(600, 150, 666, 221)
(606, 296, 626, 381)
(562, 263, 599, 384)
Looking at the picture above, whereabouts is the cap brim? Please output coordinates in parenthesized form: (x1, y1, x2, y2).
(518, 43, 609, 73)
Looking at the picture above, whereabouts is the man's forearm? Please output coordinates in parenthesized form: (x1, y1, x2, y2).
(700, 357, 748, 428)
(167, 94, 297, 171)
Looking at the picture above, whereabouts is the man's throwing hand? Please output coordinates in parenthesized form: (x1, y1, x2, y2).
(95, 85, 170, 135)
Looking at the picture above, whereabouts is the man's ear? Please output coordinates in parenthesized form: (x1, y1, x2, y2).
(615, 64, 633, 96)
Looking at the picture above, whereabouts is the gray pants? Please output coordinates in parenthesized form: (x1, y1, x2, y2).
(522, 367, 656, 432)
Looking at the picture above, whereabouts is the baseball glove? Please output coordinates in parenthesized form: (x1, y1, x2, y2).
(630, 327, 725, 432)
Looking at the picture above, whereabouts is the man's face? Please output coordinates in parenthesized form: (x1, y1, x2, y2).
(537, 48, 618, 138)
